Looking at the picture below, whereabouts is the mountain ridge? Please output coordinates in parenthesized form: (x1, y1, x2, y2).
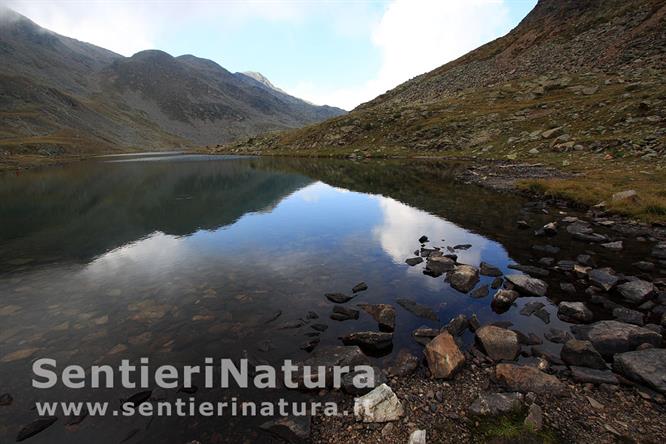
(0, 7, 345, 156)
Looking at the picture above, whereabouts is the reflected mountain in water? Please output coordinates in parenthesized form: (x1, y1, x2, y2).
(0, 156, 313, 266)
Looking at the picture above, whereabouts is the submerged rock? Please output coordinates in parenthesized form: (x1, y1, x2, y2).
(330, 306, 359, 321)
(506, 274, 548, 296)
(468, 392, 523, 416)
(424, 332, 465, 379)
(397, 299, 438, 321)
(325, 293, 354, 303)
(508, 264, 550, 277)
(296, 346, 369, 388)
(340, 331, 393, 352)
(405, 257, 424, 266)
(475, 325, 520, 361)
(480, 261, 503, 277)
(470, 284, 489, 299)
(352, 282, 368, 293)
(447, 265, 480, 293)
(358, 303, 396, 331)
(16, 417, 57, 442)
(613, 348, 666, 393)
(354, 384, 404, 423)
(571, 320, 662, 356)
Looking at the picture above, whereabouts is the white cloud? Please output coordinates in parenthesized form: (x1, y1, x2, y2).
(291, 0, 513, 109)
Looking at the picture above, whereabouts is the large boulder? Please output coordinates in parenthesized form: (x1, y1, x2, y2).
(468, 392, 523, 416)
(475, 326, 520, 361)
(571, 320, 662, 356)
(424, 332, 465, 379)
(340, 332, 393, 352)
(447, 265, 480, 293)
(557, 302, 594, 323)
(613, 348, 666, 393)
(560, 339, 606, 369)
(616, 280, 655, 305)
(506, 274, 548, 296)
(357, 304, 396, 331)
(495, 364, 566, 395)
(353, 384, 404, 423)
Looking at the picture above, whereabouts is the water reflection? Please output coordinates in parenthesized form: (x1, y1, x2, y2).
(0, 155, 611, 443)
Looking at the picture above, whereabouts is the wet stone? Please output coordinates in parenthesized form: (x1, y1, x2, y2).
(387, 349, 419, 377)
(352, 282, 368, 293)
(330, 306, 359, 321)
(358, 303, 396, 331)
(612, 307, 645, 326)
(480, 261, 503, 277)
(544, 328, 573, 344)
(447, 264, 480, 293)
(470, 284, 489, 299)
(325, 293, 354, 303)
(340, 331, 393, 352)
(616, 280, 655, 305)
(588, 268, 619, 291)
(557, 301, 594, 323)
(405, 257, 424, 266)
(506, 274, 548, 296)
(560, 339, 607, 369)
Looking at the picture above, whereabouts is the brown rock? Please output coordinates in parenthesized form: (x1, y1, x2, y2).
(424, 332, 465, 379)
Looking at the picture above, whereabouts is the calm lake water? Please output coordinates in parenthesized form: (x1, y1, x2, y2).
(0, 155, 653, 443)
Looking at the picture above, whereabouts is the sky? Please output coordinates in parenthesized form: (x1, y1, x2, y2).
(4, 0, 537, 110)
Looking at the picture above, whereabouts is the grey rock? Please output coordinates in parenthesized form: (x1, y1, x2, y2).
(408, 430, 426, 444)
(325, 293, 354, 303)
(470, 284, 489, 299)
(570, 366, 619, 384)
(613, 348, 666, 393)
(492, 289, 518, 309)
(405, 257, 424, 266)
(616, 280, 655, 305)
(352, 282, 368, 293)
(588, 268, 619, 291)
(495, 364, 566, 395)
(508, 264, 550, 277)
(447, 314, 469, 336)
(387, 349, 419, 377)
(524, 404, 543, 431)
(601, 241, 623, 251)
(424, 256, 456, 277)
(468, 392, 523, 416)
(340, 331, 393, 352)
(544, 328, 572, 344)
(560, 339, 607, 369)
(330, 306, 359, 321)
(571, 320, 662, 356)
(612, 307, 644, 326)
(557, 301, 594, 323)
(520, 301, 544, 316)
(651, 242, 666, 260)
(506, 274, 548, 296)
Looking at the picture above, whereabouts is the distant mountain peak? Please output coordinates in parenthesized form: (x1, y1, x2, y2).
(240, 71, 289, 95)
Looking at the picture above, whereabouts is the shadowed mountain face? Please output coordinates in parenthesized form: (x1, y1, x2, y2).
(0, 8, 345, 155)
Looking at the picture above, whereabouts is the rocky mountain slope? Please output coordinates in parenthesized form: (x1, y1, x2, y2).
(0, 7, 344, 157)
(224, 0, 666, 220)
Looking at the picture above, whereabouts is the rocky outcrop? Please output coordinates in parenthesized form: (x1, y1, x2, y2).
(424, 332, 465, 379)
